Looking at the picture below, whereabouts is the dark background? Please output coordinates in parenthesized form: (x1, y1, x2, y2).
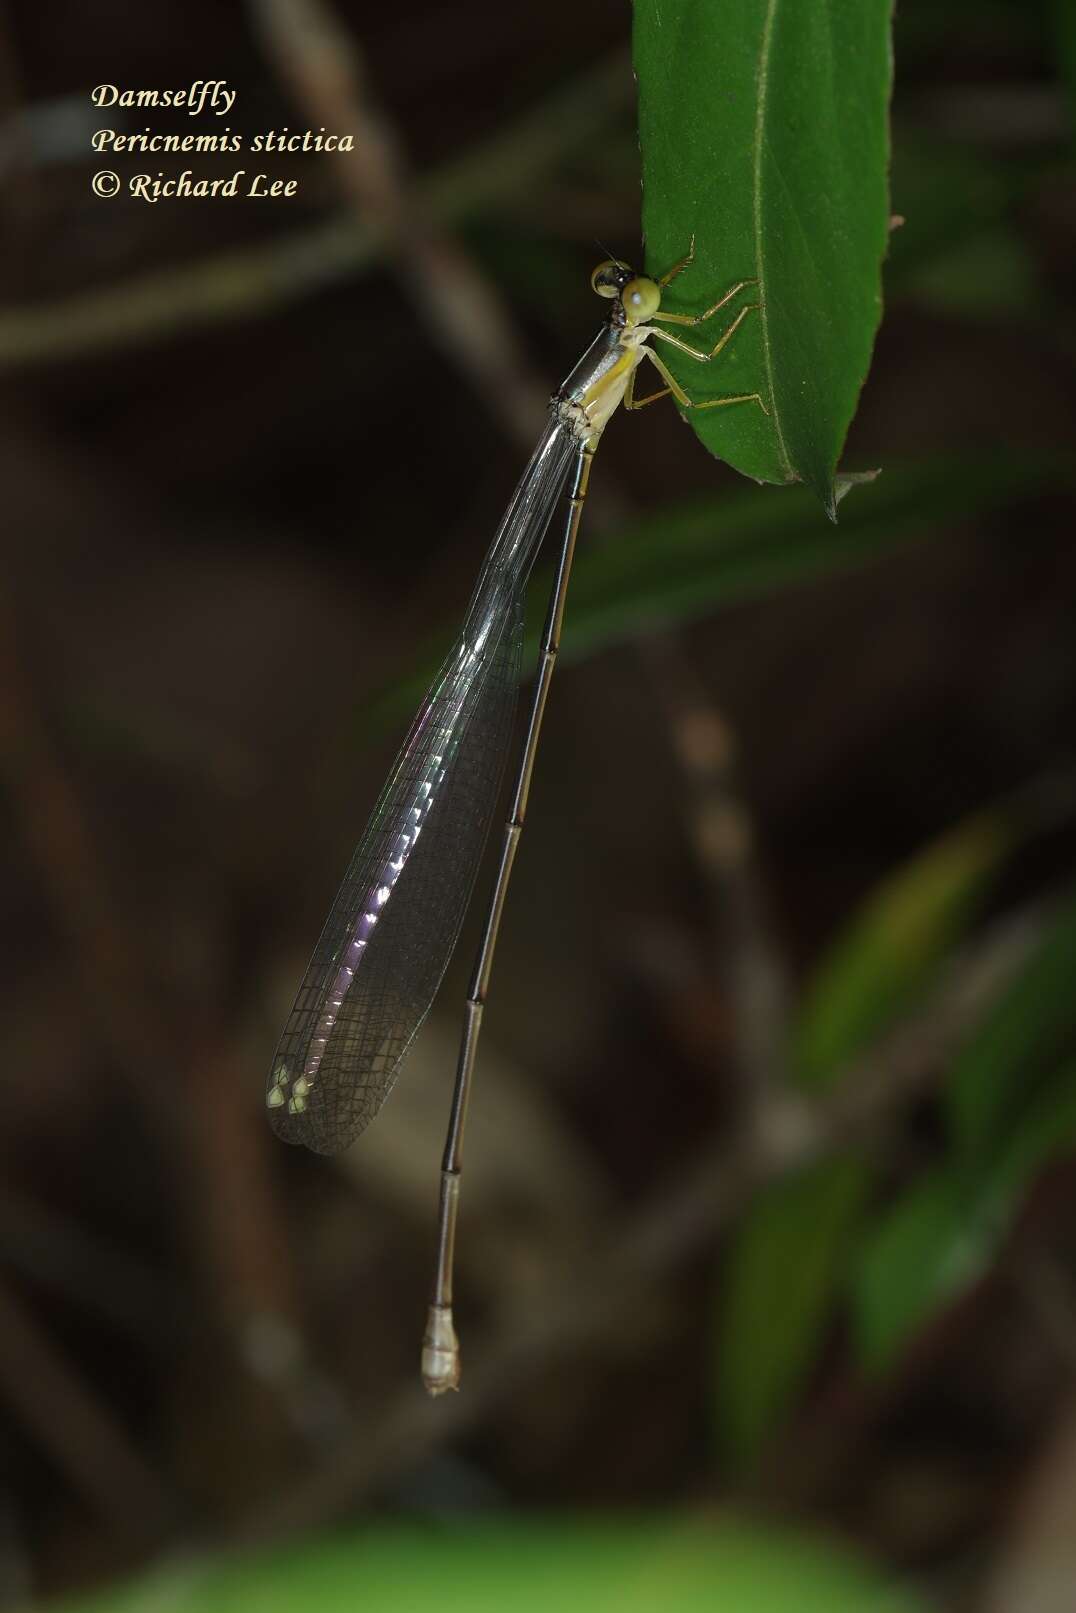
(0, 0, 1074, 1607)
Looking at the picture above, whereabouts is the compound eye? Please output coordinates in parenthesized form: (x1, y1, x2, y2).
(621, 276, 661, 323)
(591, 258, 630, 298)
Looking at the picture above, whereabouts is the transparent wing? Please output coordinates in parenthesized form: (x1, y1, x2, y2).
(268, 419, 579, 1154)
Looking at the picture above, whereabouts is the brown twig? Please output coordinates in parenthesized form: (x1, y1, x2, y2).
(641, 632, 789, 1110)
(0, 597, 178, 1134)
(985, 1389, 1076, 1613)
(0, 594, 309, 1456)
(1019, 1254, 1076, 1372)
(248, 0, 554, 443)
(0, 1275, 178, 1544)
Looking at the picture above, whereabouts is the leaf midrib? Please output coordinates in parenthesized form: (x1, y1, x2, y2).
(752, 0, 794, 480)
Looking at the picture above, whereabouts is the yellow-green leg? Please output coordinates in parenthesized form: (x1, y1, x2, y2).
(653, 279, 759, 327)
(658, 235, 696, 288)
(651, 235, 761, 335)
(653, 237, 759, 327)
(623, 363, 673, 411)
(650, 302, 761, 363)
(642, 345, 769, 416)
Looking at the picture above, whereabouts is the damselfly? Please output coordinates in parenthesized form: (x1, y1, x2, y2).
(267, 245, 767, 1393)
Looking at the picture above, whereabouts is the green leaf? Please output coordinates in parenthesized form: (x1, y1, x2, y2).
(854, 1061, 1076, 1371)
(634, 0, 894, 514)
(360, 453, 1063, 742)
(47, 1520, 928, 1613)
(946, 889, 1076, 1157)
(793, 811, 1014, 1092)
(716, 1155, 872, 1469)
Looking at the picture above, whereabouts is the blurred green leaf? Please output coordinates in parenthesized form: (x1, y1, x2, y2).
(716, 798, 1076, 1433)
(362, 454, 1064, 740)
(715, 1155, 872, 1469)
(946, 889, 1076, 1156)
(1052, 0, 1076, 144)
(886, 132, 1022, 288)
(853, 1060, 1076, 1371)
(634, 0, 893, 513)
(852, 1166, 979, 1373)
(45, 1521, 927, 1613)
(793, 812, 1013, 1092)
(899, 227, 1038, 317)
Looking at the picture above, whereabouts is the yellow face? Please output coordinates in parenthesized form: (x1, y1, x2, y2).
(590, 260, 662, 325)
(620, 275, 661, 325)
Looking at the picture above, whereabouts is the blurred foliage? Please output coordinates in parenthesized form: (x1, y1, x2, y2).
(634, 0, 893, 512)
(716, 1154, 874, 1470)
(851, 892, 1076, 1367)
(715, 806, 1015, 1467)
(854, 1056, 1076, 1368)
(363, 454, 1064, 740)
(793, 812, 1013, 1091)
(1050, 0, 1076, 140)
(45, 1521, 928, 1613)
(947, 890, 1076, 1152)
(900, 227, 1039, 319)
(716, 846, 1076, 1461)
(886, 134, 1022, 281)
(550, 461, 1060, 670)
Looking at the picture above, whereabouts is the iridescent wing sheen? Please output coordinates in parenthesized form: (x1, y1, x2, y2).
(268, 419, 578, 1153)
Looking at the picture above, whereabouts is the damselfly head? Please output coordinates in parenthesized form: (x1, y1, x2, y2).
(590, 259, 662, 327)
